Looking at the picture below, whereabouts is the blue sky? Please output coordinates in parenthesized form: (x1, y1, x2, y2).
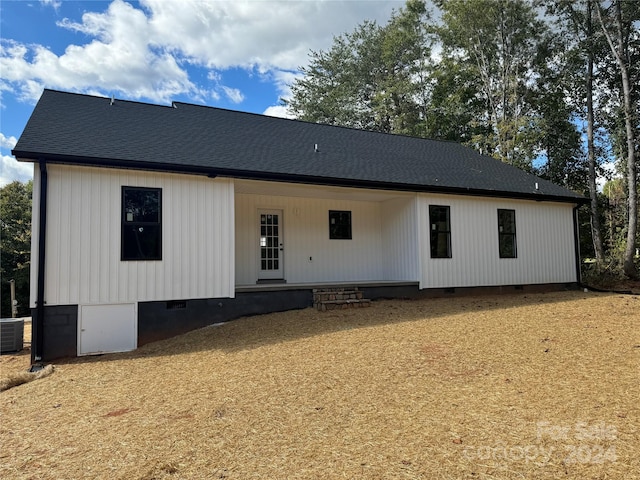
(0, 0, 403, 185)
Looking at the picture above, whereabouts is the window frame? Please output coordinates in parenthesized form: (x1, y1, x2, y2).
(121, 186, 162, 261)
(328, 210, 352, 240)
(429, 205, 452, 259)
(497, 208, 517, 259)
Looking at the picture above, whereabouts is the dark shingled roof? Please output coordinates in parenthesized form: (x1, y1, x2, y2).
(13, 89, 586, 203)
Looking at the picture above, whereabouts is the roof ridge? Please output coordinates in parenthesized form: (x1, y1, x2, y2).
(42, 88, 177, 109)
(172, 98, 466, 146)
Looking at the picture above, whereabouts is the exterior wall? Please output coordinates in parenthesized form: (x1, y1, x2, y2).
(235, 193, 386, 284)
(418, 194, 578, 288)
(30, 164, 234, 307)
(30, 166, 579, 304)
(381, 196, 419, 282)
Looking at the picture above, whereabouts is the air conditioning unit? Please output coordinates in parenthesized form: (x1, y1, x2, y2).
(0, 318, 24, 353)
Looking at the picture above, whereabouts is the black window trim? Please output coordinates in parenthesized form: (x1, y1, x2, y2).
(121, 186, 162, 261)
(329, 210, 352, 240)
(429, 204, 452, 259)
(497, 208, 517, 259)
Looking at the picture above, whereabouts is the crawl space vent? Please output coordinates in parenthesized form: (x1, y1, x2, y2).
(166, 300, 187, 310)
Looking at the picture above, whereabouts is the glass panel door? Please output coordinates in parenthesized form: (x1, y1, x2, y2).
(258, 209, 283, 280)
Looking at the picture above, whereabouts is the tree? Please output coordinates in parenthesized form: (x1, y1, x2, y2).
(435, 0, 549, 171)
(602, 178, 627, 255)
(542, 0, 607, 261)
(372, 0, 433, 136)
(285, 21, 383, 130)
(422, 55, 488, 143)
(530, 29, 587, 192)
(1, 181, 32, 317)
(596, 0, 639, 278)
(285, 0, 433, 136)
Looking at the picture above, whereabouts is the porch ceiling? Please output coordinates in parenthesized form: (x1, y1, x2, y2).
(234, 179, 413, 202)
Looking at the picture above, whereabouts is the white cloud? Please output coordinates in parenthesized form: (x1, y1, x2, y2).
(141, 0, 399, 71)
(262, 70, 304, 119)
(221, 86, 244, 104)
(207, 71, 221, 82)
(1, 0, 399, 104)
(263, 105, 295, 119)
(271, 69, 304, 99)
(1, 0, 200, 103)
(40, 0, 61, 10)
(0, 133, 17, 149)
(205, 71, 244, 103)
(1, 132, 30, 186)
(1, 154, 33, 187)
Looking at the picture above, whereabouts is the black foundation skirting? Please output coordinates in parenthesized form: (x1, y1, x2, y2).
(138, 290, 313, 346)
(363, 282, 580, 300)
(31, 305, 78, 361)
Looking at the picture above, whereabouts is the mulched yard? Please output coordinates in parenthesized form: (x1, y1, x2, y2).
(1, 291, 638, 479)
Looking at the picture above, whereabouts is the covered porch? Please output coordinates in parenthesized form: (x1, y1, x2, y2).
(234, 179, 421, 289)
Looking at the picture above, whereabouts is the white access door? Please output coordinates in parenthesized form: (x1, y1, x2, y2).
(79, 304, 137, 355)
(258, 209, 284, 280)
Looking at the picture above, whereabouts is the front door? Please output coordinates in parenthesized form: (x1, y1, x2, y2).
(258, 209, 284, 280)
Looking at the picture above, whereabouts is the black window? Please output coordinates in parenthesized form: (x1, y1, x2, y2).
(122, 187, 162, 261)
(429, 205, 451, 258)
(498, 209, 517, 258)
(329, 210, 352, 240)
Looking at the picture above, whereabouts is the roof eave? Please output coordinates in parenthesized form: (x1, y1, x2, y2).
(13, 151, 589, 205)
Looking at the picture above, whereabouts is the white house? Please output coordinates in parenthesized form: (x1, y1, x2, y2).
(12, 90, 587, 362)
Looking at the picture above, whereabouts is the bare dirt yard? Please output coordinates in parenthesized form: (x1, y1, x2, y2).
(1, 291, 638, 479)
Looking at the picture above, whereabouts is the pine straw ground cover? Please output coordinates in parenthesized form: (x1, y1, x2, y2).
(1, 291, 639, 479)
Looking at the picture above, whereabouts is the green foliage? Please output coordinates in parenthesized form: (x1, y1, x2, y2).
(595, 0, 640, 278)
(285, 0, 433, 135)
(531, 37, 588, 192)
(435, 0, 548, 170)
(423, 56, 490, 143)
(601, 178, 636, 259)
(1, 181, 32, 317)
(582, 177, 640, 284)
(286, 21, 381, 130)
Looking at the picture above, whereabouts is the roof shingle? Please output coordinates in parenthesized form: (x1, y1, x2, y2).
(13, 89, 586, 203)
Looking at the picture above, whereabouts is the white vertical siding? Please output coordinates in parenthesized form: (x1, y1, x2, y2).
(381, 196, 419, 281)
(33, 166, 579, 307)
(38, 165, 234, 306)
(418, 194, 577, 288)
(235, 193, 385, 284)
